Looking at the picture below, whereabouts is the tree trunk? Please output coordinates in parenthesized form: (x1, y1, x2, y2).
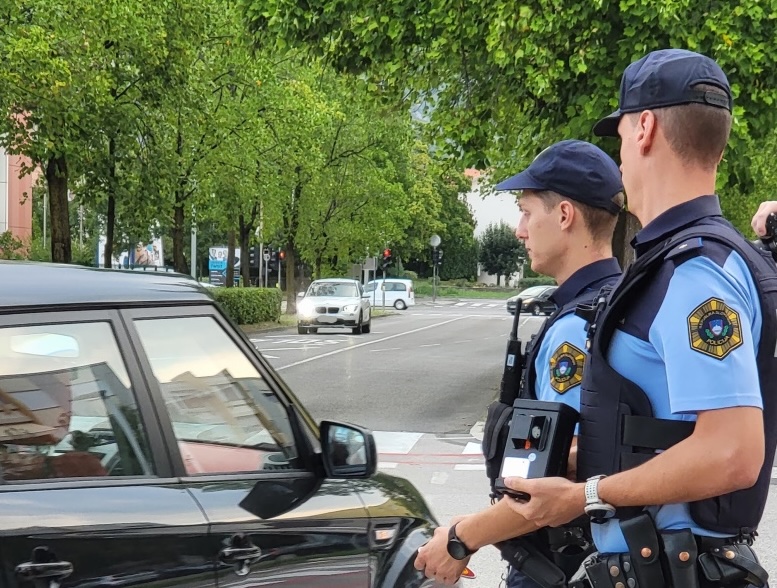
(46, 155, 71, 264)
(285, 241, 297, 314)
(173, 202, 186, 272)
(495, 274, 501, 286)
(226, 229, 236, 288)
(238, 213, 251, 287)
(315, 253, 322, 280)
(612, 211, 642, 269)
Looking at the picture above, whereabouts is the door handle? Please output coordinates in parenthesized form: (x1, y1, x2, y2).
(218, 534, 262, 577)
(16, 546, 73, 588)
(219, 545, 262, 564)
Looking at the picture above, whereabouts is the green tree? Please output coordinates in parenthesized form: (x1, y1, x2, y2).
(478, 221, 524, 286)
(242, 0, 777, 251)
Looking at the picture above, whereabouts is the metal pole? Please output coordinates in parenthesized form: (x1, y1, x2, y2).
(382, 267, 386, 309)
(278, 254, 283, 291)
(259, 241, 264, 287)
(190, 225, 197, 279)
(432, 248, 437, 303)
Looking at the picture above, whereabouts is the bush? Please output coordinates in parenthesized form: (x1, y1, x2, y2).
(398, 269, 418, 281)
(211, 287, 282, 325)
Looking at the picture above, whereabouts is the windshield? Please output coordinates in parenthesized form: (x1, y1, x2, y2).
(307, 282, 359, 297)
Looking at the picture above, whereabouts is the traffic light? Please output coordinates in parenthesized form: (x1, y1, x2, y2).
(248, 244, 260, 268)
(432, 248, 444, 266)
(437, 249, 443, 265)
(279, 250, 286, 262)
(269, 249, 278, 272)
(381, 248, 392, 270)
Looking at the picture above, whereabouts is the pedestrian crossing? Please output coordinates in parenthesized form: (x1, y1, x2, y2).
(374, 430, 486, 472)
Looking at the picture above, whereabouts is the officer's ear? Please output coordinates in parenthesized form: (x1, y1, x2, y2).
(557, 200, 576, 231)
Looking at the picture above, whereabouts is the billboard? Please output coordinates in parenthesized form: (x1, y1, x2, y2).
(208, 246, 241, 286)
(97, 236, 164, 269)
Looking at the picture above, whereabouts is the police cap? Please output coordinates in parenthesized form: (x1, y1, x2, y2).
(495, 139, 623, 215)
(593, 48, 733, 138)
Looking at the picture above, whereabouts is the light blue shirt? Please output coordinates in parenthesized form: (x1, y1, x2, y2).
(591, 204, 763, 553)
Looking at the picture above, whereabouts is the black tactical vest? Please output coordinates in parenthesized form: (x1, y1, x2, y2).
(483, 279, 619, 494)
(576, 220, 777, 536)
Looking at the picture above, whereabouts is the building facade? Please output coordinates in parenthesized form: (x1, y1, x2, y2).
(0, 148, 34, 241)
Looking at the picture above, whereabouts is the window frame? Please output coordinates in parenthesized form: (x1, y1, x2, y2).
(120, 305, 316, 481)
(0, 309, 175, 489)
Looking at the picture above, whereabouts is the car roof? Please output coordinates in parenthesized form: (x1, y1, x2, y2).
(0, 261, 213, 310)
(311, 278, 359, 283)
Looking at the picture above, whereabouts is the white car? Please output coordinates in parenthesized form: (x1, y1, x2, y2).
(364, 278, 415, 310)
(297, 278, 372, 335)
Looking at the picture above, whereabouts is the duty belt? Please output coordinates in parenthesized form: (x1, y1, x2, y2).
(576, 514, 768, 588)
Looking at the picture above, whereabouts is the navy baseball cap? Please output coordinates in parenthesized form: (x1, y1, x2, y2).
(593, 48, 733, 137)
(494, 139, 624, 214)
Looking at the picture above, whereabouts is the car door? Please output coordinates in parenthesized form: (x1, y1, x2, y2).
(0, 310, 214, 588)
(124, 307, 372, 587)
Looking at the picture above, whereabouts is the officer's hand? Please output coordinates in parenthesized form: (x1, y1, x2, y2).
(414, 526, 471, 586)
(502, 476, 586, 528)
(751, 201, 777, 237)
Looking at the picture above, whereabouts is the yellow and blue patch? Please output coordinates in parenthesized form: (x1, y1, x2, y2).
(549, 342, 585, 394)
(687, 297, 742, 360)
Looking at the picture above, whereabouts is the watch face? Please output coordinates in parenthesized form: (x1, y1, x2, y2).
(447, 539, 468, 560)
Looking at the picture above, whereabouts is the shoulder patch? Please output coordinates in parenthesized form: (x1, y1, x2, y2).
(549, 342, 585, 394)
(687, 297, 743, 360)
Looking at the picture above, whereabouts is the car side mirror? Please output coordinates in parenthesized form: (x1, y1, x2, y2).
(320, 420, 377, 479)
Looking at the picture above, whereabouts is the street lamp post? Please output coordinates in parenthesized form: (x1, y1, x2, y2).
(430, 234, 441, 303)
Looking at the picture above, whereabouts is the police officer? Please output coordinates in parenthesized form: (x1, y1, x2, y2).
(413, 139, 624, 587)
(503, 49, 776, 588)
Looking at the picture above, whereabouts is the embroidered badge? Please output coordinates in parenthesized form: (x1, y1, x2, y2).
(549, 342, 585, 394)
(687, 297, 743, 360)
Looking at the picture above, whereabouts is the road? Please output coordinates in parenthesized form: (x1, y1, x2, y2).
(248, 299, 777, 587)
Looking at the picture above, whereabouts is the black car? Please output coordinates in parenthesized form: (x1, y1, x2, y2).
(506, 285, 557, 316)
(0, 262, 451, 588)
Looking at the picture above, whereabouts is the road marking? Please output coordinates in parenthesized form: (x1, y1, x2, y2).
(373, 431, 424, 454)
(419, 343, 440, 348)
(470, 302, 483, 307)
(263, 355, 279, 359)
(463, 442, 482, 455)
(276, 317, 468, 371)
(454, 302, 467, 306)
(453, 339, 472, 344)
(379, 462, 398, 469)
(370, 347, 401, 352)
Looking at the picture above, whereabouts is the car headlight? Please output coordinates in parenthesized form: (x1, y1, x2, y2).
(298, 300, 315, 317)
(342, 304, 358, 313)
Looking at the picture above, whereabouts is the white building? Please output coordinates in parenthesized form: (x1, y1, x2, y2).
(463, 169, 523, 286)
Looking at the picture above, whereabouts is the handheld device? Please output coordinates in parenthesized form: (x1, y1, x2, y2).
(494, 399, 579, 501)
(755, 212, 777, 262)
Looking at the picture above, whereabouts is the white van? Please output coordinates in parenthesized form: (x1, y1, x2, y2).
(365, 278, 415, 310)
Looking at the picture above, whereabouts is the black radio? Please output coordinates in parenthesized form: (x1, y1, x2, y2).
(494, 399, 579, 501)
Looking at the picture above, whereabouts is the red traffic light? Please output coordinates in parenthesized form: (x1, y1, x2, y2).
(383, 248, 391, 258)
(279, 250, 286, 260)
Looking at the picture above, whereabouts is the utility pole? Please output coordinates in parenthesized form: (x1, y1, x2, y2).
(430, 234, 441, 303)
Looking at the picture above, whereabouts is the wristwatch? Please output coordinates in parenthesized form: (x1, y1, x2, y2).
(446, 523, 477, 560)
(584, 474, 616, 524)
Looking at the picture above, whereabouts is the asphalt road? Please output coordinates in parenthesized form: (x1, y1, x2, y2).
(249, 299, 543, 433)
(248, 299, 777, 587)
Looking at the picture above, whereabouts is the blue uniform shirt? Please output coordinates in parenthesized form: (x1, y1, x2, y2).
(533, 258, 622, 415)
(592, 195, 764, 554)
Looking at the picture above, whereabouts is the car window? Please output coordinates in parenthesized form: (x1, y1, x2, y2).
(133, 316, 300, 476)
(307, 282, 358, 297)
(364, 282, 376, 293)
(0, 322, 154, 482)
(391, 283, 406, 292)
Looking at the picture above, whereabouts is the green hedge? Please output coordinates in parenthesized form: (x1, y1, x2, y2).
(211, 287, 282, 325)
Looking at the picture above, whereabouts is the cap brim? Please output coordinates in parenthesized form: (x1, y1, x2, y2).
(592, 109, 622, 137)
(494, 170, 547, 192)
